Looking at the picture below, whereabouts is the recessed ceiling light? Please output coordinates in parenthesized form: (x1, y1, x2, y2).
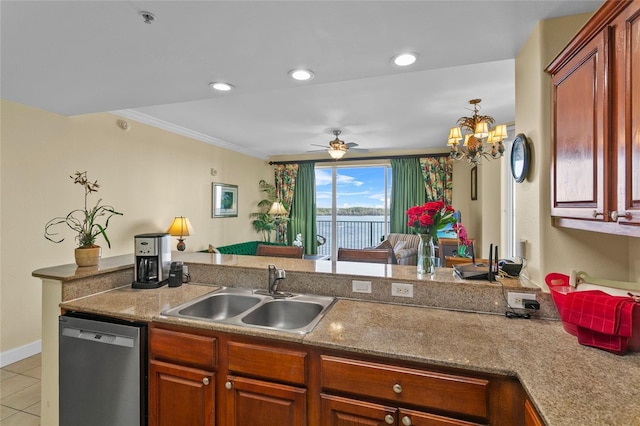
(209, 82, 234, 92)
(289, 69, 315, 81)
(392, 53, 417, 67)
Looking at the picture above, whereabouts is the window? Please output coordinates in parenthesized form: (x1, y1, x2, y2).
(315, 165, 391, 258)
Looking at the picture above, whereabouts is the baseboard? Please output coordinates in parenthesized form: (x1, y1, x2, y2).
(0, 340, 42, 368)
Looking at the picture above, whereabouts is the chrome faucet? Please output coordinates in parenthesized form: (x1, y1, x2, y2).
(268, 264, 286, 295)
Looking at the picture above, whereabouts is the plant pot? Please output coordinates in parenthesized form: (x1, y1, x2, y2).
(75, 246, 101, 267)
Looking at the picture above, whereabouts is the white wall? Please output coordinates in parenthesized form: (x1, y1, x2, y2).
(0, 100, 272, 356)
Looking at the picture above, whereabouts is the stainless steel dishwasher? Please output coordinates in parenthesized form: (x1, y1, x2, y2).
(59, 313, 147, 426)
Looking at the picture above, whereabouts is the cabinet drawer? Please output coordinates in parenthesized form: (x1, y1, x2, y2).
(321, 355, 488, 419)
(227, 340, 307, 385)
(150, 328, 216, 370)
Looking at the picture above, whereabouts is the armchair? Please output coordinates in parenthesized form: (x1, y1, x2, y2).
(383, 233, 421, 265)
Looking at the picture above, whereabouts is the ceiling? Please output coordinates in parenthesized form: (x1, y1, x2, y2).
(1, 1, 603, 159)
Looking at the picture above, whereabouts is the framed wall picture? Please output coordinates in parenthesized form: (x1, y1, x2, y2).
(212, 183, 238, 217)
(470, 166, 477, 200)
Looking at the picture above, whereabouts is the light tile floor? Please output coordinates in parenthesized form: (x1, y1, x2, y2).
(1, 354, 41, 426)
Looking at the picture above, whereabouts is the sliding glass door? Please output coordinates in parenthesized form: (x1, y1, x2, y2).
(315, 165, 391, 258)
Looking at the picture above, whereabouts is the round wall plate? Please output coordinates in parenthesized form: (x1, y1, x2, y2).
(511, 133, 530, 183)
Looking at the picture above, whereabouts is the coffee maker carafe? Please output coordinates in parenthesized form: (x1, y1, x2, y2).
(132, 233, 171, 289)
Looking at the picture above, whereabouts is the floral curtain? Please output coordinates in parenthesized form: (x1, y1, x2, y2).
(274, 164, 299, 243)
(419, 157, 453, 205)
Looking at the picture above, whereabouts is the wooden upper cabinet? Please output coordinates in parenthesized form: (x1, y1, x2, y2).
(614, 4, 640, 227)
(550, 30, 608, 220)
(547, 0, 640, 236)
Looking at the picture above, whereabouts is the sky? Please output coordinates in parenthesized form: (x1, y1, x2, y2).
(315, 166, 390, 209)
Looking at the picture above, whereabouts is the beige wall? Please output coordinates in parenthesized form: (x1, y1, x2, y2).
(0, 100, 272, 354)
(515, 13, 639, 287)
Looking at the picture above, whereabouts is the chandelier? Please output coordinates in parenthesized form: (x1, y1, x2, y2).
(447, 99, 507, 166)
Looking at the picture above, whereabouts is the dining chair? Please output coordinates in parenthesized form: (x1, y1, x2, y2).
(337, 248, 393, 264)
(256, 244, 304, 259)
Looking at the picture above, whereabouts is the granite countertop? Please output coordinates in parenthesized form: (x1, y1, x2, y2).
(33, 251, 529, 289)
(59, 283, 640, 426)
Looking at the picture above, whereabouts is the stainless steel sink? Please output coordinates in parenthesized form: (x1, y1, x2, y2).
(177, 293, 262, 321)
(162, 287, 335, 334)
(242, 300, 324, 330)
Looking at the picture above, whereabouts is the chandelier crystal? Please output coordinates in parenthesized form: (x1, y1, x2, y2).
(447, 99, 506, 166)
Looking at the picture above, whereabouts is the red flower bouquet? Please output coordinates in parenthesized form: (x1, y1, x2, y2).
(406, 201, 456, 238)
(406, 201, 457, 274)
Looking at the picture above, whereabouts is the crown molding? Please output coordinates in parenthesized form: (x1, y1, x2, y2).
(111, 109, 267, 160)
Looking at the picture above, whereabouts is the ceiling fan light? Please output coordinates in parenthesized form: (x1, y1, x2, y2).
(392, 53, 417, 67)
(328, 148, 346, 159)
(289, 69, 315, 81)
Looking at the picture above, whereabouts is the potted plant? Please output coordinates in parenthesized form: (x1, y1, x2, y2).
(44, 171, 123, 266)
(250, 180, 278, 242)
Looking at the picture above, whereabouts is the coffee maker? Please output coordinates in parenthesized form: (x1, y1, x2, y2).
(132, 233, 171, 289)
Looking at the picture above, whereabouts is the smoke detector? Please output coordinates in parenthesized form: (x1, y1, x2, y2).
(139, 11, 156, 24)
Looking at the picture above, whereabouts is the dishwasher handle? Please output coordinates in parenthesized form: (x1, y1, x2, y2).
(61, 326, 135, 348)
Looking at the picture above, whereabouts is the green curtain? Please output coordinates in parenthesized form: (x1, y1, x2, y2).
(390, 158, 427, 233)
(274, 164, 299, 243)
(419, 157, 453, 204)
(287, 162, 317, 254)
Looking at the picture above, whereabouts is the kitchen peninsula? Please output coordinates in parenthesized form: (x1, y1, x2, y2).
(34, 254, 640, 426)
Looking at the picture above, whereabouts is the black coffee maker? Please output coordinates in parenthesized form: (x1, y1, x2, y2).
(132, 233, 171, 289)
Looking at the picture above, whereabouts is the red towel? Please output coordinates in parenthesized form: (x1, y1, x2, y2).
(563, 290, 636, 354)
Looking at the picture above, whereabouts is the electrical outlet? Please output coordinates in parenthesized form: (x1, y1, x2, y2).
(507, 292, 535, 309)
(391, 283, 413, 298)
(352, 280, 372, 294)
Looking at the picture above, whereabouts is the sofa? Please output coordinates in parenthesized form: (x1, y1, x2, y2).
(204, 241, 285, 256)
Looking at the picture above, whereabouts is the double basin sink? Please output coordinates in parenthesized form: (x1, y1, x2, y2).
(162, 287, 335, 334)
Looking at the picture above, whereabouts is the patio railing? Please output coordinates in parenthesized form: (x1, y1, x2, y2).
(316, 219, 389, 256)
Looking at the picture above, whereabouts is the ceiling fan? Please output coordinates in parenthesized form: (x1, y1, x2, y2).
(310, 130, 365, 159)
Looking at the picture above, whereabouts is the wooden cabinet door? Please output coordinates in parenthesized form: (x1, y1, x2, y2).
(524, 399, 544, 426)
(320, 394, 397, 426)
(224, 375, 306, 426)
(614, 3, 640, 227)
(550, 29, 609, 220)
(148, 360, 214, 426)
(398, 408, 483, 426)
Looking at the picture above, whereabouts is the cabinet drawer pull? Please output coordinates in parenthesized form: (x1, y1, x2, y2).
(225, 381, 233, 390)
(392, 383, 402, 394)
(592, 210, 604, 218)
(610, 211, 632, 221)
(202, 377, 210, 386)
(402, 416, 412, 426)
(384, 414, 395, 424)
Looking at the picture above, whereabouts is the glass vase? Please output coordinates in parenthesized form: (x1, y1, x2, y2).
(417, 233, 436, 275)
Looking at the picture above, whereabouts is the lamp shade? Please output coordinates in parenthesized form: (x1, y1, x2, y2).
(167, 216, 194, 237)
(268, 201, 287, 215)
(493, 124, 508, 141)
(474, 122, 489, 138)
(448, 127, 462, 141)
